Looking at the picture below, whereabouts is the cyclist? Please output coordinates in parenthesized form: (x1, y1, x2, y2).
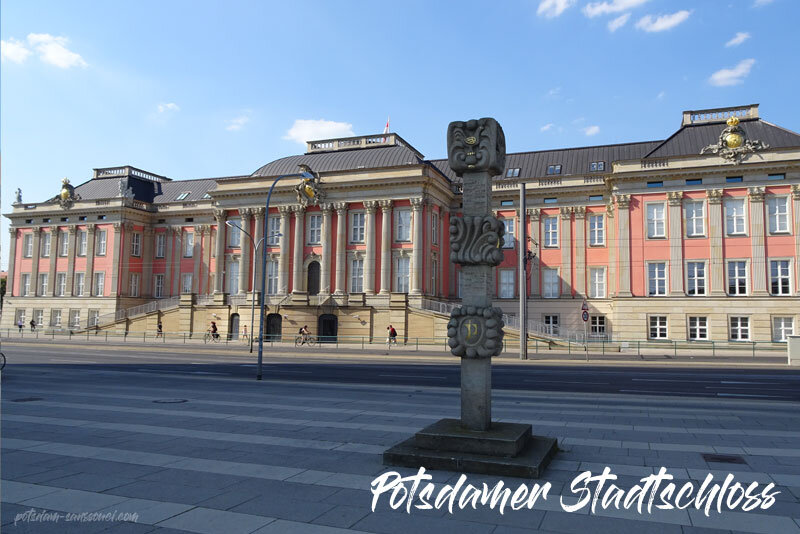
(298, 325, 310, 345)
(210, 321, 219, 341)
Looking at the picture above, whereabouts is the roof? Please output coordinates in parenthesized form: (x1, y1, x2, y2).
(644, 118, 800, 159)
(251, 144, 427, 177)
(71, 175, 245, 204)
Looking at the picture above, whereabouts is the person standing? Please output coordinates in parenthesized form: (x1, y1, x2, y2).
(156, 321, 163, 338)
(17, 319, 23, 333)
(29, 319, 36, 332)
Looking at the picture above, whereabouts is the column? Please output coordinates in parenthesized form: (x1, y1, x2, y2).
(201, 226, 212, 294)
(615, 195, 632, 297)
(606, 204, 617, 297)
(109, 222, 123, 296)
(30, 228, 41, 294)
(85, 225, 96, 293)
(238, 209, 251, 294)
(363, 200, 377, 294)
(214, 209, 226, 293)
(410, 197, 424, 294)
(7, 228, 17, 297)
(192, 226, 204, 293)
(527, 209, 541, 297)
(560, 207, 573, 297)
(291, 205, 305, 293)
(334, 202, 347, 294)
(793, 185, 800, 295)
(253, 207, 265, 294)
(141, 227, 154, 298)
(278, 205, 291, 294)
(573, 207, 586, 296)
(667, 191, 684, 296)
(119, 223, 133, 297)
(378, 200, 393, 294)
(65, 226, 78, 296)
(707, 190, 725, 296)
(47, 226, 58, 296)
(320, 204, 332, 294)
(749, 187, 768, 296)
(164, 226, 175, 296)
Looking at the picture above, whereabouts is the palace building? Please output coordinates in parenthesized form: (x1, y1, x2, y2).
(4, 104, 800, 344)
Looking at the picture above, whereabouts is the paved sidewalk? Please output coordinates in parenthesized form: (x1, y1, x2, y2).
(2, 365, 800, 533)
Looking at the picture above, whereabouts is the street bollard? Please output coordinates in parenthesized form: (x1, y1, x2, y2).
(361, 337, 364, 350)
(416, 337, 419, 351)
(637, 340, 641, 356)
(674, 340, 677, 357)
(568, 340, 571, 355)
(753, 342, 756, 359)
(712, 341, 715, 357)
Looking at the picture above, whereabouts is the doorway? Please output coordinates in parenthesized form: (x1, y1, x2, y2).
(266, 313, 283, 341)
(307, 261, 320, 295)
(229, 313, 240, 340)
(317, 313, 338, 343)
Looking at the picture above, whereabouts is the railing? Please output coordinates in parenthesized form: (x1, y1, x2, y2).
(583, 176, 604, 184)
(641, 158, 668, 169)
(538, 178, 562, 187)
(682, 105, 757, 126)
(93, 166, 169, 183)
(95, 296, 181, 326)
(195, 294, 215, 306)
(419, 298, 460, 316)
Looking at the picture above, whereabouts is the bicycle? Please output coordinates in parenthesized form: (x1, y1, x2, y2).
(204, 331, 221, 344)
(0, 352, 5, 371)
(294, 335, 316, 347)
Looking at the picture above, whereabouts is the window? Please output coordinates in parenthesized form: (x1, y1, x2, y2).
(74, 273, 85, 296)
(96, 230, 107, 256)
(344, 211, 364, 243)
(69, 310, 81, 328)
(50, 309, 62, 328)
(648, 263, 666, 296)
(647, 181, 663, 188)
(546, 164, 561, 175)
(499, 269, 515, 298)
(129, 273, 140, 297)
(767, 196, 789, 233)
(773, 317, 794, 342)
(183, 232, 194, 257)
(131, 232, 142, 257)
(729, 316, 750, 341)
(685, 201, 705, 237)
(686, 178, 703, 186)
(23, 234, 33, 257)
(589, 267, 605, 298)
(687, 262, 706, 296)
(89, 310, 99, 328)
(543, 197, 557, 204)
(154, 274, 164, 298)
(181, 274, 193, 294)
(768, 174, 785, 180)
(726, 176, 743, 183)
(41, 232, 51, 257)
(175, 191, 190, 201)
(59, 231, 69, 256)
(502, 219, 515, 248)
(589, 195, 603, 202)
(350, 258, 364, 293)
(155, 233, 166, 258)
(506, 168, 520, 178)
(589, 161, 605, 172)
(688, 317, 708, 341)
(543, 268, 560, 298)
(227, 260, 239, 294)
(267, 216, 281, 245)
(55, 273, 67, 297)
(21, 274, 31, 296)
(543, 315, 559, 336)
(395, 210, 411, 242)
(588, 215, 604, 246)
(93, 272, 105, 296)
(38, 273, 49, 296)
(728, 261, 747, 295)
(307, 214, 322, 244)
(590, 316, 606, 338)
(649, 316, 668, 339)
(395, 257, 410, 292)
(267, 260, 279, 294)
(725, 198, 746, 235)
(500, 200, 514, 207)
(770, 260, 791, 295)
(15, 309, 26, 325)
(646, 203, 665, 238)
(431, 258, 438, 295)
(33, 309, 43, 326)
(544, 217, 558, 247)
(202, 192, 211, 199)
(78, 230, 87, 256)
(228, 219, 241, 247)
(432, 213, 439, 244)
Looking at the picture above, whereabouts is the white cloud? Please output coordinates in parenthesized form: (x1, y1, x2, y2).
(608, 13, 631, 32)
(157, 102, 180, 113)
(584, 0, 648, 18)
(225, 115, 251, 131)
(1, 38, 32, 63)
(657, 90, 666, 100)
(583, 125, 600, 136)
(27, 33, 87, 68)
(709, 58, 756, 87)
(540, 123, 554, 132)
(753, 0, 774, 6)
(635, 10, 691, 32)
(725, 32, 750, 47)
(546, 87, 562, 98)
(283, 119, 355, 144)
(537, 0, 575, 18)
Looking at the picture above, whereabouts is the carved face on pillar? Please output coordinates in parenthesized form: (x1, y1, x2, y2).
(447, 118, 506, 177)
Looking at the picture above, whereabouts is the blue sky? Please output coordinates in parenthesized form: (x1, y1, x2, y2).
(1, 0, 797, 268)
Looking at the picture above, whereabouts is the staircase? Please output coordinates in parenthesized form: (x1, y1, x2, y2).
(95, 296, 181, 327)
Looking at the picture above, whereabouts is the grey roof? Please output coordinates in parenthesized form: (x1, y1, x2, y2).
(644, 119, 800, 159)
(251, 144, 426, 177)
(71, 175, 245, 204)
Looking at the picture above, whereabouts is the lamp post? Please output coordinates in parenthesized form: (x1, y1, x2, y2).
(256, 164, 317, 380)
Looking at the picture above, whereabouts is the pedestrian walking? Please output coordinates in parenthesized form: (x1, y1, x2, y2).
(29, 319, 36, 332)
(17, 319, 23, 333)
(156, 321, 163, 338)
(386, 324, 398, 347)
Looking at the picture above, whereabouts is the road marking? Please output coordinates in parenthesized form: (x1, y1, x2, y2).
(716, 393, 785, 398)
(523, 379, 609, 385)
(50, 359, 98, 363)
(268, 370, 313, 374)
(632, 378, 713, 383)
(618, 389, 715, 396)
(190, 371, 230, 376)
(378, 374, 447, 380)
(720, 380, 768, 385)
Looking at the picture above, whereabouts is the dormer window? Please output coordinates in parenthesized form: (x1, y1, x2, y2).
(505, 168, 520, 178)
(175, 191, 191, 201)
(202, 192, 211, 199)
(589, 161, 605, 172)
(546, 165, 562, 175)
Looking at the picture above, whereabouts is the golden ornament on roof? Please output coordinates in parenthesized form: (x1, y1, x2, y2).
(725, 132, 743, 148)
(60, 188, 70, 200)
(727, 116, 740, 127)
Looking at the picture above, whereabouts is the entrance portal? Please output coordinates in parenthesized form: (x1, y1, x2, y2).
(266, 313, 283, 341)
(230, 313, 240, 340)
(318, 313, 337, 343)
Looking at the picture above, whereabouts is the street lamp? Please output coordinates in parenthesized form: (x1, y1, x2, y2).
(256, 164, 317, 380)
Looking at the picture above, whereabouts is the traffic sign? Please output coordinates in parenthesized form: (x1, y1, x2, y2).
(582, 311, 589, 322)
(581, 300, 589, 311)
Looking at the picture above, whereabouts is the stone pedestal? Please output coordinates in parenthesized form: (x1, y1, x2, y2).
(788, 336, 800, 366)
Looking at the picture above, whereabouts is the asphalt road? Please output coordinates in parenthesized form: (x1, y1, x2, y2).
(3, 342, 800, 401)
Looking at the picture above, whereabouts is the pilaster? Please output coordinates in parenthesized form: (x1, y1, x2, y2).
(573, 207, 586, 297)
(615, 195, 632, 297)
(748, 187, 768, 296)
(213, 209, 226, 293)
(333, 202, 347, 295)
(410, 197, 424, 295)
(142, 227, 155, 298)
(527, 208, 541, 297)
(667, 191, 684, 296)
(278, 205, 291, 294)
(31, 228, 41, 294)
(606, 203, 616, 297)
(85, 224, 96, 294)
(291, 204, 305, 294)
(238, 209, 252, 294)
(707, 189, 725, 296)
(363, 200, 377, 295)
(170, 226, 182, 296)
(192, 226, 205, 294)
(164, 225, 175, 296)
(47, 226, 58, 296)
(379, 199, 393, 294)
(560, 207, 573, 297)
(110, 222, 123, 297)
(253, 207, 265, 294)
(320, 203, 332, 294)
(7, 228, 17, 297)
(201, 225, 212, 294)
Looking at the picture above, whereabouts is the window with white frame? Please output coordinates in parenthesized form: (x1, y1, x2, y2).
(729, 316, 750, 341)
(59, 230, 69, 256)
(543, 268, 560, 298)
(183, 232, 193, 257)
(588, 214, 604, 246)
(50, 309, 62, 328)
(646, 203, 666, 238)
(155, 233, 166, 258)
(499, 269, 515, 298)
(78, 230, 87, 256)
(21, 273, 31, 296)
(267, 259, 279, 294)
(69, 309, 81, 328)
(181, 273, 193, 294)
(75, 273, 85, 296)
(350, 212, 365, 243)
(543, 315, 559, 336)
(38, 273, 48, 295)
(725, 198, 746, 235)
(307, 214, 322, 244)
(431, 258, 438, 295)
(154, 274, 164, 298)
(93, 272, 105, 296)
(544, 217, 558, 247)
(502, 218, 515, 249)
(33, 309, 43, 326)
(649, 316, 667, 339)
(395, 210, 411, 242)
(15, 309, 26, 325)
(395, 256, 410, 292)
(350, 258, 364, 293)
(130, 232, 141, 257)
(267, 216, 281, 245)
(727, 261, 747, 295)
(687, 262, 706, 296)
(96, 229, 107, 255)
(228, 219, 241, 247)
(432, 212, 439, 245)
(41, 232, 51, 257)
(685, 201, 705, 237)
(227, 260, 239, 294)
(89, 310, 99, 328)
(129, 273, 140, 297)
(770, 260, 791, 295)
(772, 317, 794, 342)
(55, 273, 66, 296)
(590, 315, 606, 337)
(23, 234, 33, 257)
(647, 263, 666, 296)
(688, 316, 708, 340)
(589, 267, 606, 298)
(767, 196, 789, 234)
